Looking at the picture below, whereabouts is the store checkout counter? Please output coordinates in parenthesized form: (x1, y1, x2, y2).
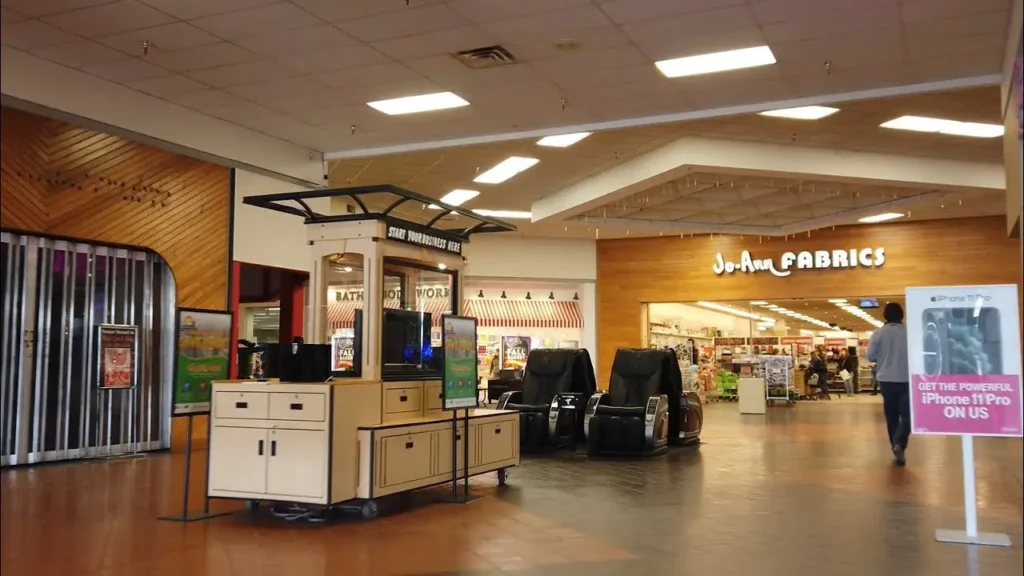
(207, 185, 520, 519)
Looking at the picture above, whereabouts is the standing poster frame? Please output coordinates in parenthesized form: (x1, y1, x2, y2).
(96, 324, 139, 390)
(905, 284, 1022, 548)
(441, 315, 478, 504)
(172, 308, 232, 417)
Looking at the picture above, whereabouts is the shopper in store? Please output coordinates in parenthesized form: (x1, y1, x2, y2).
(836, 347, 857, 397)
(808, 347, 830, 399)
(866, 302, 911, 467)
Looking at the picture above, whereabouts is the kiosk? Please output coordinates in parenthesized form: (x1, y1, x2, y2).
(206, 185, 521, 518)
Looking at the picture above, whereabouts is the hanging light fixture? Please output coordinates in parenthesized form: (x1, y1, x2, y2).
(477, 290, 484, 298)
(548, 292, 555, 300)
(525, 292, 532, 300)
(500, 290, 507, 299)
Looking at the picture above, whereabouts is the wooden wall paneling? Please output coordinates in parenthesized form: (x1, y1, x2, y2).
(0, 106, 232, 450)
(596, 216, 1022, 384)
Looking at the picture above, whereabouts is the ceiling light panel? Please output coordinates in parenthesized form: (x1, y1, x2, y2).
(367, 91, 469, 115)
(472, 209, 532, 219)
(859, 213, 905, 223)
(473, 157, 539, 184)
(880, 115, 1003, 138)
(656, 46, 776, 78)
(759, 106, 839, 120)
(536, 132, 592, 147)
(438, 189, 479, 206)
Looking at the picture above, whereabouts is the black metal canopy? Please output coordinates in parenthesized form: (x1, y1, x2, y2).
(242, 184, 517, 243)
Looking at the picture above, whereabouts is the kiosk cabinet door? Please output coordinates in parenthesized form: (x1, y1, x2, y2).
(209, 427, 268, 495)
(265, 429, 327, 500)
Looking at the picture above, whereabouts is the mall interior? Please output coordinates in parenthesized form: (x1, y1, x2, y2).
(1, 1, 1023, 574)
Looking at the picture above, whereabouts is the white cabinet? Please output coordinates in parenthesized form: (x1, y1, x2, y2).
(266, 429, 327, 499)
(208, 427, 268, 494)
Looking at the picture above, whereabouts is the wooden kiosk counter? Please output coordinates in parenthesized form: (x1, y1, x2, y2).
(207, 185, 521, 518)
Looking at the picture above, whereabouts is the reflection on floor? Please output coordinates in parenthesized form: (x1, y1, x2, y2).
(1, 403, 1021, 576)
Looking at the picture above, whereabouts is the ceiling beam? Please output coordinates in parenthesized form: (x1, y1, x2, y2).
(531, 137, 1005, 223)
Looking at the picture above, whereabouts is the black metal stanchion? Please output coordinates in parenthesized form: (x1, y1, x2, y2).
(157, 414, 231, 522)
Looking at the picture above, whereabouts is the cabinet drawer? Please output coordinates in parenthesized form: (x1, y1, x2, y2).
(214, 391, 269, 420)
(435, 428, 468, 475)
(384, 387, 422, 415)
(477, 420, 515, 465)
(424, 383, 444, 411)
(381, 433, 432, 487)
(269, 392, 326, 422)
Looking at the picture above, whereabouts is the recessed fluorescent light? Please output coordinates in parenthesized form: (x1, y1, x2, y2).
(428, 189, 479, 209)
(472, 209, 532, 219)
(880, 115, 1003, 138)
(695, 301, 763, 320)
(859, 213, 905, 224)
(750, 301, 769, 305)
(655, 46, 776, 78)
(473, 156, 539, 184)
(367, 91, 469, 115)
(537, 132, 592, 147)
(828, 299, 847, 303)
(759, 106, 839, 120)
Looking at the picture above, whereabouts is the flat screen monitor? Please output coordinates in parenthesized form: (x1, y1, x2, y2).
(381, 309, 440, 378)
(859, 298, 880, 309)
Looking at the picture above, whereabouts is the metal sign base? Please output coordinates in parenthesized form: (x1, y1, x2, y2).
(935, 530, 1012, 547)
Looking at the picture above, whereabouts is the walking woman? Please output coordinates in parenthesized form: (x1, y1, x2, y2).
(866, 302, 911, 466)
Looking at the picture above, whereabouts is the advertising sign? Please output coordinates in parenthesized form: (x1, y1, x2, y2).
(500, 336, 531, 370)
(749, 337, 779, 346)
(780, 336, 813, 346)
(824, 338, 849, 348)
(386, 223, 462, 255)
(905, 285, 1023, 437)
(713, 247, 885, 277)
(332, 335, 355, 371)
(442, 315, 478, 410)
(173, 309, 231, 416)
(97, 324, 138, 389)
(713, 337, 746, 346)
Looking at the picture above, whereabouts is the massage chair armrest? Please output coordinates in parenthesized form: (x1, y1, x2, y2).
(582, 392, 609, 440)
(496, 390, 522, 410)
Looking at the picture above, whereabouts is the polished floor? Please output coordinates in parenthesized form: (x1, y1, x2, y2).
(1, 401, 1021, 576)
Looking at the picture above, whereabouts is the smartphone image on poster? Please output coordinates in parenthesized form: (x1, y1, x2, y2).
(921, 307, 1002, 376)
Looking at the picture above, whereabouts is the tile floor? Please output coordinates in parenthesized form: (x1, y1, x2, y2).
(1, 401, 1021, 576)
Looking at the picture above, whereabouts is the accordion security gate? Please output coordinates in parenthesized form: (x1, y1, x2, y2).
(0, 232, 176, 466)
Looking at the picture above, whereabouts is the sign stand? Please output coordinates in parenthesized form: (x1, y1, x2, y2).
(934, 435, 1012, 547)
(157, 413, 231, 523)
(439, 315, 481, 505)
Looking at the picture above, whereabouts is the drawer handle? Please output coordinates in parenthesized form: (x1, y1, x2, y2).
(235, 401, 248, 409)
(399, 395, 408, 402)
(289, 403, 303, 410)
(494, 428, 502, 435)
(271, 440, 277, 457)
(258, 440, 264, 456)
(405, 441, 414, 449)
(456, 434, 461, 441)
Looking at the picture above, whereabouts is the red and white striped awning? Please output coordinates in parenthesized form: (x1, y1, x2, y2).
(464, 299, 583, 329)
(327, 299, 453, 330)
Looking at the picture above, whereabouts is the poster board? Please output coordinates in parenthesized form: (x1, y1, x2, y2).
(905, 285, 1022, 437)
(500, 335, 531, 370)
(442, 315, 478, 410)
(97, 324, 138, 389)
(173, 308, 231, 416)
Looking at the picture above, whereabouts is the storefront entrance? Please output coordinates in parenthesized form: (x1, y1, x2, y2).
(0, 232, 176, 466)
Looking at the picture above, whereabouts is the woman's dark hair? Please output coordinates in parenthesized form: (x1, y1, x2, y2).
(883, 302, 904, 324)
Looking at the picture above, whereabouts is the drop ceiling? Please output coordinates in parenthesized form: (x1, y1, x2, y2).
(0, 0, 1013, 153)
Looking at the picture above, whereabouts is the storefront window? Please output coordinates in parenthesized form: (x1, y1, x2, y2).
(380, 257, 456, 380)
(242, 305, 280, 344)
(324, 253, 366, 376)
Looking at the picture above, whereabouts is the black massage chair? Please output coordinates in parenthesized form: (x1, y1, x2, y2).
(584, 348, 682, 456)
(497, 348, 596, 452)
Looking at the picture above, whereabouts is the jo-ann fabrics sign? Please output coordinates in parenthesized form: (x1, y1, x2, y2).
(386, 224, 462, 255)
(713, 248, 885, 277)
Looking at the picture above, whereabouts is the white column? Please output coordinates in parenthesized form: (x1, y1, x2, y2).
(580, 281, 597, 379)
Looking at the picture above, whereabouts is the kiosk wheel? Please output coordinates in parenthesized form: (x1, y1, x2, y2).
(360, 500, 379, 520)
(497, 468, 509, 487)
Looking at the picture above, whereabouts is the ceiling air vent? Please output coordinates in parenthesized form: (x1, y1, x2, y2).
(452, 45, 516, 69)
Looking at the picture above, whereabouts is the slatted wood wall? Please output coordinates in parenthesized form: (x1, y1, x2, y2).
(0, 106, 231, 448)
(596, 217, 1021, 384)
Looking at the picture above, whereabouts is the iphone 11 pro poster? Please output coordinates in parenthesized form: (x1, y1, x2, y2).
(905, 285, 1022, 437)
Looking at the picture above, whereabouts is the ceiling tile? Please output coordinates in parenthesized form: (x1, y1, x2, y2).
(760, 3, 900, 44)
(145, 42, 258, 72)
(234, 24, 359, 57)
(599, 0, 749, 25)
(81, 57, 170, 82)
(1, 0, 114, 19)
(168, 89, 252, 110)
(635, 28, 768, 61)
(126, 74, 209, 97)
(43, 1, 174, 38)
(902, 11, 1009, 45)
(32, 39, 126, 67)
(317, 62, 426, 89)
(482, 4, 613, 43)
(275, 44, 390, 74)
(447, 0, 592, 23)
(225, 76, 332, 103)
(372, 25, 495, 60)
(323, 77, 448, 106)
(500, 24, 633, 63)
(138, 0, 278, 20)
(1, 7, 30, 24)
(292, 0, 442, 23)
(899, 0, 1011, 24)
(749, 0, 892, 24)
(621, 6, 758, 44)
(771, 28, 903, 75)
(190, 3, 323, 40)
(187, 59, 298, 87)
(531, 46, 651, 80)
(337, 4, 469, 43)
(0, 20, 80, 49)
(97, 23, 221, 56)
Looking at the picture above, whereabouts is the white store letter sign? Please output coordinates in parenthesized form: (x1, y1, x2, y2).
(712, 248, 885, 277)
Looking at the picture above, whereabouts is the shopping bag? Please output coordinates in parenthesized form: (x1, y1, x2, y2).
(839, 369, 852, 382)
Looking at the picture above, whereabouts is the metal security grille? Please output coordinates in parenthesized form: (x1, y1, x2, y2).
(0, 232, 175, 466)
